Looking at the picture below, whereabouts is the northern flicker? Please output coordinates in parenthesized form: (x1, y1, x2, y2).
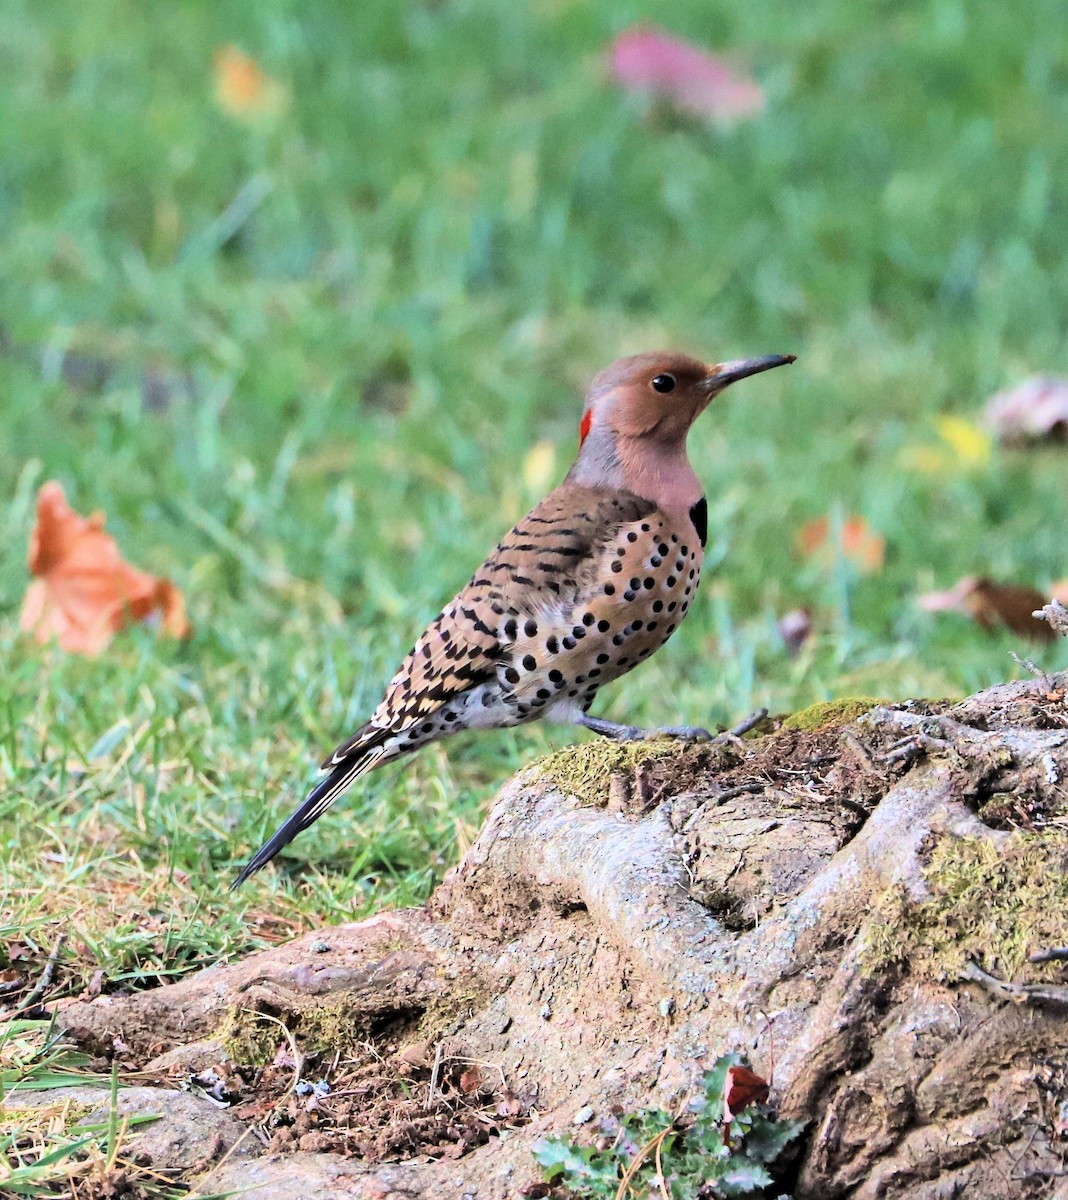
(233, 350, 794, 886)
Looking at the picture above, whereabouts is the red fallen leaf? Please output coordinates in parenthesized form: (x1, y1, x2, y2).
(723, 1064, 770, 1122)
(19, 481, 191, 656)
(984, 376, 1068, 444)
(796, 515, 885, 574)
(609, 26, 764, 126)
(919, 576, 1057, 643)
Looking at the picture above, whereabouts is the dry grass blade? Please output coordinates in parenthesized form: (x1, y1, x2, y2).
(614, 1123, 675, 1200)
(654, 1128, 670, 1200)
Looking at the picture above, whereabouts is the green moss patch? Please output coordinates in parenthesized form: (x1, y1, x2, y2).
(528, 738, 684, 807)
(220, 998, 424, 1065)
(866, 830, 1068, 983)
(780, 697, 889, 732)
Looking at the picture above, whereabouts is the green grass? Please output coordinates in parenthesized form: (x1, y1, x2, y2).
(0, 0, 1066, 1009)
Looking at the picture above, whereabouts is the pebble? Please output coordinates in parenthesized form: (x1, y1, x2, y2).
(572, 1105, 595, 1125)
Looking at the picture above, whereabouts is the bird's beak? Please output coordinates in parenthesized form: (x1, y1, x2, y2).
(700, 354, 796, 392)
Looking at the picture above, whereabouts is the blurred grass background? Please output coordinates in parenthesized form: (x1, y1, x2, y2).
(0, 0, 1065, 989)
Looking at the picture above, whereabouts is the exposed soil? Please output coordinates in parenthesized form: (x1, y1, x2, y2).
(23, 671, 1068, 1198)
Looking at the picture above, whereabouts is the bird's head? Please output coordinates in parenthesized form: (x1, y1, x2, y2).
(565, 350, 795, 503)
(578, 351, 796, 452)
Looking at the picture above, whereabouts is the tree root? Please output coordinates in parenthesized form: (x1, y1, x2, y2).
(41, 672, 1068, 1198)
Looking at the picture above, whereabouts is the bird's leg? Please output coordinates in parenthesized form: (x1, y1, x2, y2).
(576, 713, 713, 742)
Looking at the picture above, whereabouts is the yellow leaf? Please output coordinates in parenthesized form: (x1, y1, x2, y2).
(522, 440, 557, 495)
(935, 416, 992, 467)
(899, 415, 993, 474)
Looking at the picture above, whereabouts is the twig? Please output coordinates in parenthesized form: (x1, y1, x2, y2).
(615, 1123, 676, 1200)
(883, 732, 952, 765)
(1029, 947, 1068, 964)
(614, 1096, 688, 1200)
(426, 1041, 445, 1109)
(960, 960, 1068, 1008)
(712, 782, 764, 804)
(714, 708, 768, 744)
(14, 933, 67, 1013)
(840, 729, 878, 774)
(1010, 651, 1051, 685)
(1034, 600, 1068, 640)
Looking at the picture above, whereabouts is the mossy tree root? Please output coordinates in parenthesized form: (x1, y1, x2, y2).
(50, 673, 1068, 1200)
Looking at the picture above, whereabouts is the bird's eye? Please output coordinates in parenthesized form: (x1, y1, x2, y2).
(651, 374, 676, 394)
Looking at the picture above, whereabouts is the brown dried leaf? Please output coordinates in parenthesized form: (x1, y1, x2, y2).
(458, 1065, 484, 1095)
(919, 576, 1057, 643)
(398, 1040, 431, 1069)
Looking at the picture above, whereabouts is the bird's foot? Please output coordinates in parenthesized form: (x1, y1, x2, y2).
(651, 724, 714, 741)
(576, 708, 769, 745)
(576, 714, 712, 742)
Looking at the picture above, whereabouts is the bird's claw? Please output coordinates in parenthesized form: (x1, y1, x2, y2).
(653, 725, 714, 742)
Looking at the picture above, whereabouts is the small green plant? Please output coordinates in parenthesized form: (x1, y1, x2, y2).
(533, 1054, 804, 1199)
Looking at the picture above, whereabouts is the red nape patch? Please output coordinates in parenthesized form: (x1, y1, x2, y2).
(579, 409, 593, 445)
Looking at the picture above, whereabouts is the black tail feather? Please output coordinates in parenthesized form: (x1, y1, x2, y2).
(231, 737, 389, 890)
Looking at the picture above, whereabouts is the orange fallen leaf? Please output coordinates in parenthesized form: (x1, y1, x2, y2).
(609, 26, 764, 126)
(796, 515, 885, 574)
(918, 576, 1056, 643)
(20, 481, 190, 656)
(213, 46, 287, 119)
